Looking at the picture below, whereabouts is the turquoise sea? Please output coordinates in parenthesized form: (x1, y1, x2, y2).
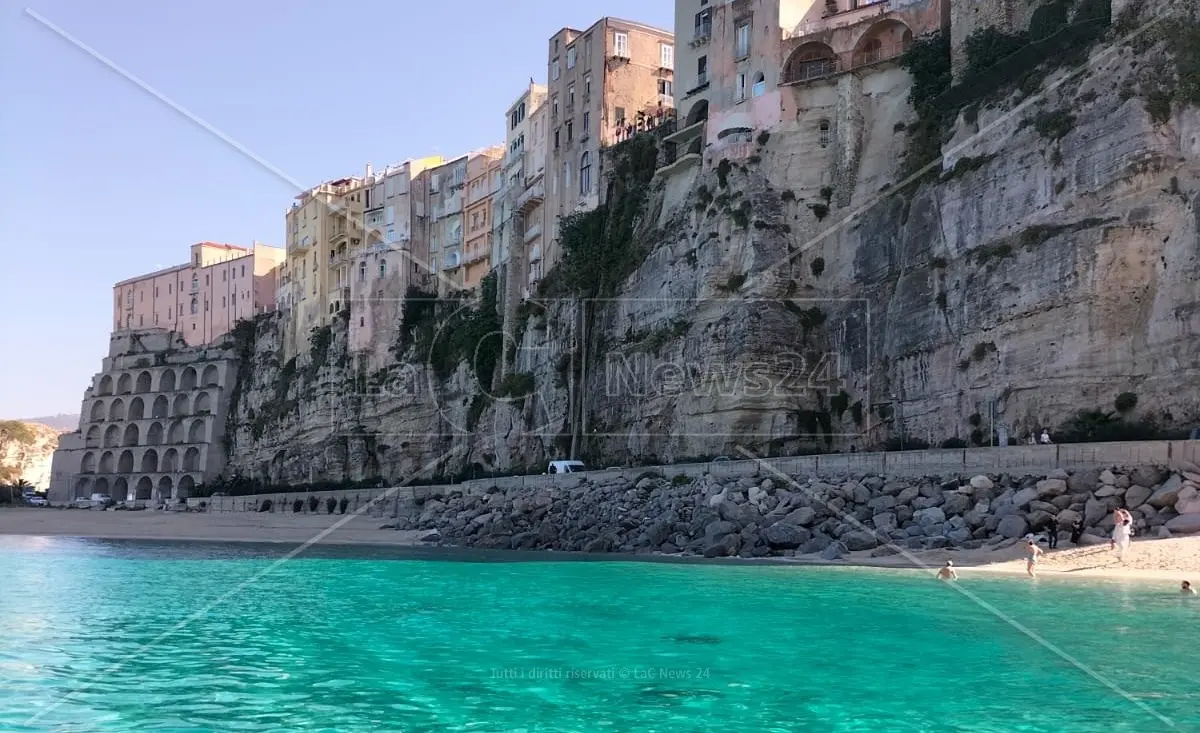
(0, 536, 1196, 733)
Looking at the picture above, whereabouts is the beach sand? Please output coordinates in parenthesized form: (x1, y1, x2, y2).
(2, 508, 1197, 583)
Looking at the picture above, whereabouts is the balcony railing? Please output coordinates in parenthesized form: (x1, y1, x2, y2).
(781, 42, 909, 86)
(516, 180, 545, 214)
(523, 221, 542, 242)
(691, 23, 712, 47)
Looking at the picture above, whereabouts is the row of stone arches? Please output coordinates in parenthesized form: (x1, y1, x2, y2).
(94, 364, 222, 397)
(782, 19, 913, 84)
(80, 446, 203, 475)
(83, 417, 211, 448)
(88, 391, 214, 423)
(74, 474, 198, 501)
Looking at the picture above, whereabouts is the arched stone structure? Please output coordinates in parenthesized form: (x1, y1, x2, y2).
(177, 475, 196, 499)
(85, 425, 101, 448)
(109, 398, 126, 421)
(783, 42, 838, 84)
(188, 419, 206, 444)
(93, 477, 110, 495)
(74, 477, 91, 498)
(156, 476, 173, 501)
(99, 451, 115, 474)
(182, 447, 200, 472)
(134, 476, 154, 500)
(81, 452, 96, 473)
(160, 448, 179, 473)
(201, 364, 219, 388)
(180, 367, 198, 391)
(159, 369, 176, 392)
(147, 421, 164, 445)
(135, 371, 153, 393)
(128, 397, 145, 421)
(193, 391, 212, 414)
(113, 477, 129, 502)
(152, 395, 170, 419)
(686, 99, 709, 126)
(167, 420, 185, 444)
(116, 373, 133, 395)
(140, 449, 159, 473)
(173, 394, 191, 417)
(122, 423, 140, 447)
(852, 19, 912, 67)
(103, 425, 121, 448)
(90, 401, 105, 422)
(97, 375, 113, 396)
(118, 450, 134, 474)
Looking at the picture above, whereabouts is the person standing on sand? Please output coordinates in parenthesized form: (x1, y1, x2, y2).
(1113, 518, 1132, 562)
(937, 561, 957, 580)
(1183, 581, 1196, 596)
(1111, 508, 1133, 550)
(1045, 521, 1059, 549)
(1069, 518, 1085, 545)
(1025, 540, 1043, 578)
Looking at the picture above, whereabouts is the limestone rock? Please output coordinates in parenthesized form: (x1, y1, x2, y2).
(842, 531, 880, 552)
(1035, 478, 1068, 498)
(969, 475, 994, 491)
(762, 522, 810, 550)
(819, 541, 848, 560)
(1164, 514, 1200, 535)
(1124, 485, 1153, 509)
(996, 515, 1028, 539)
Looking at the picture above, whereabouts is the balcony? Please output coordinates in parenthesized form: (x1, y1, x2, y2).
(516, 180, 545, 214)
(685, 72, 709, 97)
(523, 221, 542, 242)
(690, 23, 712, 48)
(781, 41, 908, 86)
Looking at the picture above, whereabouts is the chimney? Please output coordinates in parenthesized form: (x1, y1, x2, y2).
(365, 162, 374, 178)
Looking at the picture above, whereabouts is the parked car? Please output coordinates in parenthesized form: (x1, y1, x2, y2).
(74, 497, 94, 509)
(26, 495, 47, 507)
(88, 493, 114, 509)
(1190, 427, 1200, 440)
(546, 460, 586, 475)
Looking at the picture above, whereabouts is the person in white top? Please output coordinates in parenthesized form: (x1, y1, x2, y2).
(1040, 429, 1052, 444)
(1112, 518, 1132, 562)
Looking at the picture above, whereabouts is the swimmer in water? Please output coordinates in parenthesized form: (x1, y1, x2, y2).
(1183, 581, 1196, 596)
(937, 561, 957, 580)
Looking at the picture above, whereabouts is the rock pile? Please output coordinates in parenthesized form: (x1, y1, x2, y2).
(392, 465, 1200, 558)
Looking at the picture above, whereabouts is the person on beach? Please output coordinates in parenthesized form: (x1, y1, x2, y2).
(1113, 518, 1132, 562)
(1044, 521, 1059, 549)
(937, 561, 957, 580)
(1040, 429, 1052, 444)
(1024, 540, 1043, 578)
(1111, 508, 1133, 550)
(1183, 581, 1196, 596)
(1069, 518, 1085, 545)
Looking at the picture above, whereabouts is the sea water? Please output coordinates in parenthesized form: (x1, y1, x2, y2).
(0, 535, 1196, 732)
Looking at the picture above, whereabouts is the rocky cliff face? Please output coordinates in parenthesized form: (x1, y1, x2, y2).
(0, 421, 61, 489)
(222, 3, 1200, 488)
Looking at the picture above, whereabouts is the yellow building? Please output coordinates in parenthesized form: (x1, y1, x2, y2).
(461, 153, 504, 289)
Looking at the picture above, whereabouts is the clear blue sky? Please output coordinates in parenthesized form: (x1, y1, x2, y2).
(0, 0, 673, 419)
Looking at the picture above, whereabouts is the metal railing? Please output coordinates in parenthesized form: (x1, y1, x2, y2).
(781, 42, 909, 85)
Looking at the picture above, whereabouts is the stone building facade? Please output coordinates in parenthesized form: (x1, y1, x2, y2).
(48, 330, 237, 505)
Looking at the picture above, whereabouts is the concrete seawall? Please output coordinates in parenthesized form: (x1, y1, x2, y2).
(200, 439, 1200, 514)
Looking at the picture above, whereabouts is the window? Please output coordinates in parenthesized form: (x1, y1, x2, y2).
(168, 283, 172, 294)
(552, 58, 560, 80)
(582, 111, 590, 134)
(566, 46, 576, 69)
(552, 95, 558, 118)
(613, 31, 629, 58)
(583, 73, 591, 97)
(735, 22, 751, 59)
(222, 271, 227, 281)
(139, 315, 143, 326)
(584, 34, 592, 60)
(697, 55, 708, 86)
(191, 275, 198, 290)
(568, 84, 575, 108)
(189, 297, 198, 315)
(566, 121, 573, 142)
(614, 106, 626, 126)
(554, 129, 560, 149)
(694, 8, 712, 40)
(359, 262, 366, 282)
(563, 162, 572, 193)
(752, 72, 766, 97)
(241, 265, 245, 277)
(385, 205, 395, 225)
(819, 120, 832, 146)
(154, 286, 158, 297)
(658, 79, 673, 97)
(735, 72, 746, 101)
(178, 304, 182, 315)
(579, 152, 592, 196)
(660, 43, 674, 70)
(379, 260, 387, 277)
(204, 299, 209, 312)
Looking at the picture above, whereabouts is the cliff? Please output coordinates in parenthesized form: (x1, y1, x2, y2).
(220, 1, 1200, 489)
(0, 421, 61, 489)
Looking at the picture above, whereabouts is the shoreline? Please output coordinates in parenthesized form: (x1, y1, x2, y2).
(3, 508, 1197, 584)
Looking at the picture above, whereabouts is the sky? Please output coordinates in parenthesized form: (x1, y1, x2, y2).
(0, 0, 674, 419)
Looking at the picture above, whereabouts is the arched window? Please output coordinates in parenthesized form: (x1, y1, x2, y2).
(189, 297, 198, 315)
(379, 260, 387, 278)
(190, 275, 198, 291)
(579, 152, 592, 196)
(818, 120, 832, 147)
(752, 72, 766, 97)
(359, 262, 366, 282)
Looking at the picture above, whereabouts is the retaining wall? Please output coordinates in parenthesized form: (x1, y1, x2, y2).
(201, 439, 1200, 513)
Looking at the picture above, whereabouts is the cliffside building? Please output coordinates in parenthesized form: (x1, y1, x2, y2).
(113, 241, 284, 346)
(544, 17, 675, 269)
(48, 330, 237, 505)
(461, 152, 504, 289)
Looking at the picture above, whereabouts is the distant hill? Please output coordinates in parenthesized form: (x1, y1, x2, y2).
(21, 414, 80, 433)
(0, 421, 60, 489)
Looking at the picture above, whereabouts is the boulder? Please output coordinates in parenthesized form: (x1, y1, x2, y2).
(1035, 479, 1069, 498)
(870, 545, 900, 557)
(969, 475, 994, 491)
(1067, 469, 1099, 493)
(1055, 508, 1082, 527)
(801, 534, 832, 554)
(868, 495, 897, 512)
(942, 493, 972, 516)
(762, 522, 811, 550)
(873, 512, 898, 532)
(915, 507, 947, 526)
(947, 527, 973, 545)
(1094, 485, 1120, 498)
(996, 515, 1029, 539)
(1147, 475, 1184, 509)
(1084, 497, 1109, 527)
(1011, 487, 1039, 509)
(1130, 466, 1167, 490)
(1099, 469, 1116, 485)
(819, 541, 848, 560)
(896, 486, 921, 504)
(785, 506, 816, 526)
(1174, 485, 1200, 515)
(842, 531, 880, 551)
(1164, 514, 1200, 535)
(1124, 485, 1153, 509)
(418, 529, 442, 542)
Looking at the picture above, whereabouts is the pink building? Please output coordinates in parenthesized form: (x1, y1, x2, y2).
(112, 242, 285, 345)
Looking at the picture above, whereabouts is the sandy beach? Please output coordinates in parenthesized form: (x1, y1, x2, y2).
(2, 507, 1198, 583)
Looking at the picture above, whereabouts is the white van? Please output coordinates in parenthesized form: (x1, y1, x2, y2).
(546, 460, 586, 475)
